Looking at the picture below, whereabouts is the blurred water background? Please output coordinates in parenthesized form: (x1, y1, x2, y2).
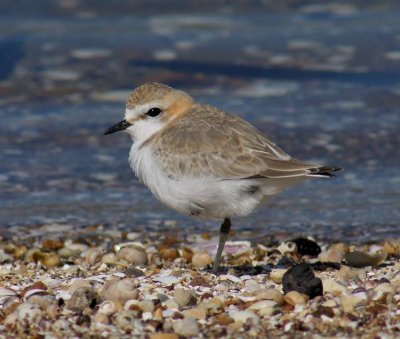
(0, 1, 399, 242)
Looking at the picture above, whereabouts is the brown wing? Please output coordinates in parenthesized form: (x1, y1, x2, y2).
(149, 104, 320, 179)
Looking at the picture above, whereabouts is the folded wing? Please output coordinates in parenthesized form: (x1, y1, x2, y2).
(149, 104, 339, 180)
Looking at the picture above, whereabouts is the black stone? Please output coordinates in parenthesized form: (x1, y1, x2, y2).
(282, 262, 323, 299)
(292, 237, 321, 256)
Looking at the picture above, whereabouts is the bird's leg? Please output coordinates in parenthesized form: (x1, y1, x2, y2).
(212, 217, 231, 273)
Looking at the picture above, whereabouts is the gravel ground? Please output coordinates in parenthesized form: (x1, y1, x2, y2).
(0, 225, 399, 338)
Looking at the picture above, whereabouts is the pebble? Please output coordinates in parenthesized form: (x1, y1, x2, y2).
(230, 310, 260, 325)
(282, 263, 323, 298)
(337, 266, 366, 282)
(182, 307, 207, 320)
(255, 288, 283, 304)
(270, 268, 287, 284)
(345, 251, 387, 267)
(0, 228, 398, 337)
(85, 247, 103, 265)
(372, 283, 396, 303)
(173, 288, 197, 307)
(160, 248, 180, 261)
(69, 279, 92, 295)
(173, 317, 200, 337)
(192, 251, 212, 268)
(33, 252, 61, 267)
(101, 253, 117, 264)
(322, 279, 347, 296)
(284, 291, 309, 306)
(340, 293, 365, 313)
(319, 247, 345, 263)
(247, 299, 277, 316)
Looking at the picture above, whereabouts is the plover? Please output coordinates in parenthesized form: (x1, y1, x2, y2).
(104, 82, 340, 272)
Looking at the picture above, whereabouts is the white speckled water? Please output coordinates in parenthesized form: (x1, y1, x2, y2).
(0, 1, 399, 242)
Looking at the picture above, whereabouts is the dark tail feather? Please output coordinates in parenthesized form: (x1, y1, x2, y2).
(308, 166, 342, 178)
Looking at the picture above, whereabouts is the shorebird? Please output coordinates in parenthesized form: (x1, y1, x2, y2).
(104, 82, 340, 272)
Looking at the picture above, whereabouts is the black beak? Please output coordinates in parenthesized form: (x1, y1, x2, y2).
(104, 120, 132, 135)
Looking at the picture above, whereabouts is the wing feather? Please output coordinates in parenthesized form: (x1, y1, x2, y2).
(149, 104, 319, 180)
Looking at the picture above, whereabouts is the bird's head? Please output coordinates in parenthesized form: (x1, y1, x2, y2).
(104, 82, 194, 143)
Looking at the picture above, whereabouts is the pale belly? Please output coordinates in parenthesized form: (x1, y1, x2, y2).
(129, 145, 301, 219)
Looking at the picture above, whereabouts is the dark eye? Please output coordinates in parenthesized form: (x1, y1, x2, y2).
(146, 108, 162, 117)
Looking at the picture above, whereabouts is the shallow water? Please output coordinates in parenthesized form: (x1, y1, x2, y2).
(0, 1, 399, 242)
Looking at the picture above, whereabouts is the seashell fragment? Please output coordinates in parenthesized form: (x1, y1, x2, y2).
(67, 287, 99, 312)
(230, 310, 260, 326)
(173, 288, 197, 307)
(116, 310, 142, 332)
(192, 251, 212, 269)
(116, 246, 148, 266)
(85, 247, 103, 265)
(172, 317, 200, 337)
(101, 278, 139, 304)
(98, 300, 117, 315)
(17, 303, 43, 325)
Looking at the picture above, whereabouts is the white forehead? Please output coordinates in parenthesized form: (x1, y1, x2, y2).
(125, 101, 161, 121)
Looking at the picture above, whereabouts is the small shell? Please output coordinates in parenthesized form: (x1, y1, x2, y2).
(114, 242, 145, 252)
(98, 300, 117, 315)
(45, 303, 59, 319)
(21, 281, 47, 296)
(17, 303, 43, 325)
(14, 245, 28, 259)
(23, 289, 52, 302)
(0, 287, 18, 298)
(124, 299, 141, 311)
(51, 319, 72, 332)
(24, 248, 42, 262)
(160, 248, 180, 261)
(173, 288, 197, 307)
(101, 278, 139, 304)
(139, 299, 155, 313)
(181, 247, 194, 262)
(94, 311, 110, 325)
(85, 247, 103, 265)
(116, 247, 148, 266)
(67, 287, 99, 312)
(65, 241, 89, 253)
(4, 311, 19, 327)
(69, 279, 92, 295)
(32, 252, 61, 267)
(192, 251, 212, 268)
(101, 253, 117, 264)
(0, 288, 20, 309)
(116, 310, 141, 332)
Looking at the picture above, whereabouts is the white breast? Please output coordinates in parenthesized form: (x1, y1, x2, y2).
(128, 143, 292, 219)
